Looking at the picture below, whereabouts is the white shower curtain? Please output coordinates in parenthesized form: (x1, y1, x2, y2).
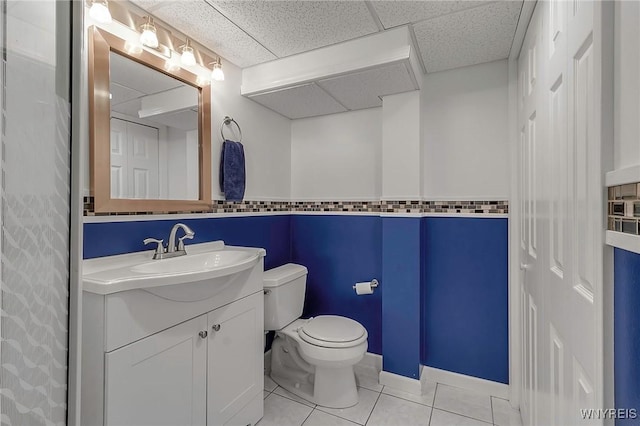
(0, 1, 72, 424)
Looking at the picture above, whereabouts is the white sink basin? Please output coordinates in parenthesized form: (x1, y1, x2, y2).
(83, 241, 266, 297)
(131, 250, 256, 275)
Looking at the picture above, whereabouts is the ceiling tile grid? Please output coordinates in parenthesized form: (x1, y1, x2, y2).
(130, 0, 277, 67)
(318, 62, 417, 110)
(208, 0, 379, 57)
(413, 1, 523, 73)
(249, 83, 347, 119)
(370, 0, 493, 29)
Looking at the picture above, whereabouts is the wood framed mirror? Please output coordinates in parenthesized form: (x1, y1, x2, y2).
(89, 26, 211, 213)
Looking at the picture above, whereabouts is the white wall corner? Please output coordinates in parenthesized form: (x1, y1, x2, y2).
(420, 366, 509, 400)
(379, 371, 422, 396)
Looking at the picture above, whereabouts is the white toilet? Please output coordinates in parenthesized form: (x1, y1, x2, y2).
(264, 263, 368, 409)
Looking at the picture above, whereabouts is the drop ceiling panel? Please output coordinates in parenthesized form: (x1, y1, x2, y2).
(318, 62, 417, 110)
(249, 84, 347, 119)
(110, 82, 144, 107)
(413, 1, 523, 73)
(208, 1, 379, 57)
(130, 0, 277, 67)
(371, 0, 492, 29)
(110, 51, 181, 95)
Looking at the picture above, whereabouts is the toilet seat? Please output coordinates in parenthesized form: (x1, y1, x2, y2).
(298, 315, 367, 348)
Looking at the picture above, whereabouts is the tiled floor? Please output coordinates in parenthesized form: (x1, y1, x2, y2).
(258, 368, 522, 426)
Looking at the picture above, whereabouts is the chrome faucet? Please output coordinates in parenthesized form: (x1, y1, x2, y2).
(143, 223, 195, 260)
(167, 223, 195, 253)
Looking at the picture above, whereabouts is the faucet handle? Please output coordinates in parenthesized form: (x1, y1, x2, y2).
(177, 234, 194, 251)
(143, 238, 165, 256)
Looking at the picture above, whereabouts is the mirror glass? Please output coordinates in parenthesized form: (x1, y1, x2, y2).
(109, 52, 199, 200)
(89, 26, 211, 213)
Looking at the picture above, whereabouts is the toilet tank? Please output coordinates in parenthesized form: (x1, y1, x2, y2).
(263, 263, 308, 330)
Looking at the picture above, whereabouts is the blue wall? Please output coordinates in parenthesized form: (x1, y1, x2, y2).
(614, 248, 640, 425)
(290, 215, 382, 355)
(84, 215, 291, 270)
(84, 213, 509, 383)
(381, 217, 422, 378)
(422, 217, 509, 384)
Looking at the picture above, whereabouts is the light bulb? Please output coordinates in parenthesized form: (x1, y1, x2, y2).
(211, 60, 224, 81)
(89, 0, 112, 24)
(139, 18, 158, 48)
(181, 46, 196, 67)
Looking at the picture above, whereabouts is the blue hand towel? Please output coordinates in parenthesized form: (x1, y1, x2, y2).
(219, 139, 246, 201)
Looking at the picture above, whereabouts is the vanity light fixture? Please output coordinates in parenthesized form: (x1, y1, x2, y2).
(124, 40, 143, 55)
(180, 39, 197, 67)
(165, 52, 181, 72)
(139, 16, 159, 48)
(210, 57, 225, 81)
(89, 0, 112, 24)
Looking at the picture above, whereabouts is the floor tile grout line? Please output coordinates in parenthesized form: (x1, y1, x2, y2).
(379, 391, 435, 409)
(300, 407, 315, 426)
(490, 396, 495, 425)
(271, 388, 316, 409)
(427, 383, 439, 426)
(380, 388, 435, 408)
(363, 390, 383, 426)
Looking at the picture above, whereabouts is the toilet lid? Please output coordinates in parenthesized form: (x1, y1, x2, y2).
(298, 315, 367, 348)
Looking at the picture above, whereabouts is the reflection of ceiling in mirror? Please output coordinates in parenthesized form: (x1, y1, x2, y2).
(109, 52, 198, 131)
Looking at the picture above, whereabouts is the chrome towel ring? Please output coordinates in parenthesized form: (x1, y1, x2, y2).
(220, 116, 242, 143)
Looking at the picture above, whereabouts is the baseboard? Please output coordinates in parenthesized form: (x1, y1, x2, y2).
(420, 366, 509, 399)
(379, 371, 422, 395)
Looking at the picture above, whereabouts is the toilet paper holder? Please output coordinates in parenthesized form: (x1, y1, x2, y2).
(353, 279, 379, 290)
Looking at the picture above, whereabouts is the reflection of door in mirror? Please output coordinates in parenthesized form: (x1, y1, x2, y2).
(110, 118, 160, 199)
(109, 51, 199, 200)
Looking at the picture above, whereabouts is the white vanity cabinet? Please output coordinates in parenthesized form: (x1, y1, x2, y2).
(81, 244, 265, 426)
(104, 315, 208, 426)
(208, 292, 264, 425)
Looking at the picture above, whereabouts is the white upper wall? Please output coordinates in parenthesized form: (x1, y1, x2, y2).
(211, 60, 291, 201)
(422, 60, 509, 200)
(382, 91, 422, 199)
(290, 108, 382, 200)
(614, 1, 640, 171)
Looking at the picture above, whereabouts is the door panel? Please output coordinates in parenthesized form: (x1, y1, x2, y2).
(208, 292, 263, 425)
(517, 1, 603, 425)
(104, 315, 207, 426)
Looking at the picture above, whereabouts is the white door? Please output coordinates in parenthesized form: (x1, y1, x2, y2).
(110, 117, 160, 199)
(517, 1, 604, 425)
(518, 8, 543, 424)
(104, 315, 208, 426)
(110, 118, 128, 198)
(208, 292, 263, 425)
(127, 120, 160, 198)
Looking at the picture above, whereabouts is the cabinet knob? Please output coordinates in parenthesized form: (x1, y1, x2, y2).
(212, 324, 221, 332)
(199, 330, 208, 339)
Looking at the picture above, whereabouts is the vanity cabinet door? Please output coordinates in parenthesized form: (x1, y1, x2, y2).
(207, 292, 264, 425)
(104, 315, 208, 426)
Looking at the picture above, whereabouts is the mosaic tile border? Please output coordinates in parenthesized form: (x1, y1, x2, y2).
(84, 196, 290, 216)
(422, 200, 509, 215)
(607, 183, 640, 236)
(84, 196, 509, 216)
(291, 201, 381, 213)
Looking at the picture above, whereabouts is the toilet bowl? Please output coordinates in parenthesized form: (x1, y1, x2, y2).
(264, 264, 368, 408)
